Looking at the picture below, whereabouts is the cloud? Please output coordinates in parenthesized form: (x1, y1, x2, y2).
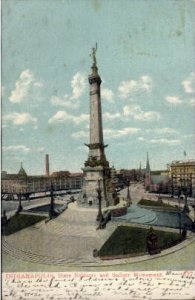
(9, 69, 43, 103)
(48, 110, 89, 125)
(72, 125, 140, 140)
(123, 104, 160, 121)
(138, 137, 181, 145)
(36, 147, 45, 152)
(2, 145, 45, 155)
(118, 75, 152, 98)
(103, 112, 121, 120)
(50, 72, 86, 108)
(182, 133, 195, 138)
(182, 72, 195, 93)
(189, 98, 195, 107)
(70, 72, 86, 100)
(2, 145, 31, 153)
(150, 138, 181, 145)
(101, 88, 114, 102)
(72, 130, 88, 139)
(165, 96, 182, 105)
(51, 96, 79, 109)
(146, 127, 178, 134)
(3, 112, 37, 126)
(104, 127, 140, 138)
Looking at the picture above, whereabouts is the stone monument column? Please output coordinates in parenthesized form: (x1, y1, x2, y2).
(87, 59, 107, 164)
(78, 46, 118, 207)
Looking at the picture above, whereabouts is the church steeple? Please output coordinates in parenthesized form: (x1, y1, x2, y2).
(146, 152, 151, 173)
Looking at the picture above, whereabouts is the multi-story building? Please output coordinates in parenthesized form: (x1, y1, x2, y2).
(168, 160, 195, 197)
(1, 165, 84, 200)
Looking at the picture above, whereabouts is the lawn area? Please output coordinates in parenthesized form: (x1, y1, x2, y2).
(98, 226, 181, 257)
(138, 199, 173, 208)
(2, 213, 46, 236)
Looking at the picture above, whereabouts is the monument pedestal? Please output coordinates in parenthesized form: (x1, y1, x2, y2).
(79, 165, 118, 207)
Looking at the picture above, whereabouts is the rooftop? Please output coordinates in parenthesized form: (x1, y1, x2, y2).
(170, 160, 195, 166)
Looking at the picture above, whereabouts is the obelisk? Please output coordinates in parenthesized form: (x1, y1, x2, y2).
(78, 45, 118, 207)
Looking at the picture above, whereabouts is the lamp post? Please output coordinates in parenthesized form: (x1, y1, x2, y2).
(17, 194, 23, 213)
(178, 195, 182, 235)
(96, 181, 103, 222)
(1, 210, 8, 236)
(49, 183, 55, 219)
(171, 174, 174, 198)
(181, 178, 190, 213)
(183, 192, 189, 213)
(177, 178, 183, 235)
(193, 197, 195, 224)
(126, 179, 132, 207)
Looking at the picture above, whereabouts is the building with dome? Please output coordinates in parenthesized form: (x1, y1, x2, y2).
(1, 163, 83, 200)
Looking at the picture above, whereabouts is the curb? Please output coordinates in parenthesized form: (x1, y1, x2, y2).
(77, 234, 195, 267)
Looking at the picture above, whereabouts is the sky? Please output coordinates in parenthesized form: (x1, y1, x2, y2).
(2, 0, 195, 175)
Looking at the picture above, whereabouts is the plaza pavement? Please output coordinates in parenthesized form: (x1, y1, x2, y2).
(2, 184, 195, 272)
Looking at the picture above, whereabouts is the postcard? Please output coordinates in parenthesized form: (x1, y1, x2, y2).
(1, 0, 195, 299)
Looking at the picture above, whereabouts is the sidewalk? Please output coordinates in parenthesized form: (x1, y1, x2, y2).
(2, 202, 195, 272)
(2, 187, 195, 272)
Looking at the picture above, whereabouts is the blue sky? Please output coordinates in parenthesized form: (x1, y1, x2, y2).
(2, 0, 195, 175)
